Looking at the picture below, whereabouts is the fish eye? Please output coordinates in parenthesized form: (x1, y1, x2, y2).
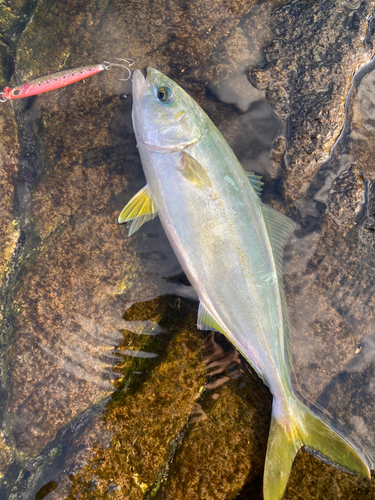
(157, 87, 173, 102)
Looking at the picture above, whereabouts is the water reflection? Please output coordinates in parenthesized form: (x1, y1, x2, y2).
(284, 57, 375, 470)
(121, 319, 166, 336)
(115, 349, 159, 358)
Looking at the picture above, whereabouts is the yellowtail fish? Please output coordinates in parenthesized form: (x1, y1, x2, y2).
(118, 68, 370, 499)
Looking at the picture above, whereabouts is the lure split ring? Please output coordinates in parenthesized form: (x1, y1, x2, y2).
(102, 58, 135, 81)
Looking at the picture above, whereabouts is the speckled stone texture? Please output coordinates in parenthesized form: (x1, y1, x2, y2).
(0, 0, 375, 499)
(250, 0, 375, 200)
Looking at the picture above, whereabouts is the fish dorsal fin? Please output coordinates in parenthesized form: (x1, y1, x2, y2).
(197, 302, 226, 335)
(179, 152, 212, 188)
(261, 205, 295, 267)
(118, 185, 158, 236)
(261, 204, 296, 374)
(246, 172, 264, 196)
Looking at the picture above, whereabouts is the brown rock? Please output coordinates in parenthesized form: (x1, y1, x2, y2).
(8, 212, 142, 456)
(326, 165, 365, 227)
(1, 0, 375, 499)
(0, 109, 19, 286)
(0, 433, 12, 478)
(154, 365, 271, 500)
(250, 0, 375, 200)
(285, 216, 375, 402)
(66, 300, 206, 499)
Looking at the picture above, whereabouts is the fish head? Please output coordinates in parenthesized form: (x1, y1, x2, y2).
(132, 68, 206, 152)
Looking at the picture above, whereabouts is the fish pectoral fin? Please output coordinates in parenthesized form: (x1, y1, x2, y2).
(178, 152, 212, 188)
(197, 302, 226, 335)
(118, 184, 158, 236)
(246, 172, 263, 196)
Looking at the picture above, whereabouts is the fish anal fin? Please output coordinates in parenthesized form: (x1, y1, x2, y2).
(118, 185, 158, 236)
(179, 152, 212, 188)
(197, 302, 226, 335)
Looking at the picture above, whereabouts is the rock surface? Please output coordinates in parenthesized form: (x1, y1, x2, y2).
(250, 0, 375, 200)
(0, 0, 375, 499)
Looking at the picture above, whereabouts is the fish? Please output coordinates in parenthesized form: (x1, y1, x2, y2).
(118, 68, 371, 500)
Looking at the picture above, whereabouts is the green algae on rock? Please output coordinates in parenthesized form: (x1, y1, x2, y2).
(153, 362, 271, 500)
(67, 298, 207, 499)
(0, 108, 19, 286)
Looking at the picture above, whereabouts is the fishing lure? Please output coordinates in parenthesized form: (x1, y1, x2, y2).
(0, 58, 134, 102)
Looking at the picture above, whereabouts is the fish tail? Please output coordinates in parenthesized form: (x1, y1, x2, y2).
(263, 396, 370, 500)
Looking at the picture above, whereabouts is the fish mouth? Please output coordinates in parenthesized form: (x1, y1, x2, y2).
(131, 69, 148, 145)
(132, 69, 147, 102)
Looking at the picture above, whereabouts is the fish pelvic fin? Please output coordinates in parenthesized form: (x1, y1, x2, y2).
(264, 397, 370, 500)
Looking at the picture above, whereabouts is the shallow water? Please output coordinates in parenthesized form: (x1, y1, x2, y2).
(1, 0, 375, 498)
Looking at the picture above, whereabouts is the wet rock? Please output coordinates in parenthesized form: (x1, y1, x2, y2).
(285, 216, 375, 403)
(275, 45, 375, 500)
(202, 1, 285, 87)
(0, 0, 39, 93)
(1, 1, 38, 39)
(153, 341, 271, 500)
(350, 68, 375, 180)
(347, 66, 375, 250)
(0, 433, 12, 477)
(2, 35, 145, 464)
(238, 449, 375, 500)
(284, 451, 375, 500)
(64, 321, 272, 500)
(0, 108, 19, 286)
(1, 0, 375, 499)
(360, 213, 375, 249)
(38, 405, 113, 499)
(155, 384, 267, 500)
(8, 213, 134, 455)
(327, 164, 365, 226)
(66, 299, 207, 499)
(250, 0, 375, 200)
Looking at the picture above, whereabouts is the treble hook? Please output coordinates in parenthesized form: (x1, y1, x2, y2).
(0, 92, 10, 103)
(102, 58, 135, 81)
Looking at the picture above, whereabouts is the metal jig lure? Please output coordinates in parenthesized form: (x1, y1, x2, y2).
(0, 58, 134, 102)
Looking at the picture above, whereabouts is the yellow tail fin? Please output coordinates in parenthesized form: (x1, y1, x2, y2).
(263, 397, 370, 500)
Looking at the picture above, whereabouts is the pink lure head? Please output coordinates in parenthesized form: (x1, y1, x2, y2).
(0, 86, 23, 101)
